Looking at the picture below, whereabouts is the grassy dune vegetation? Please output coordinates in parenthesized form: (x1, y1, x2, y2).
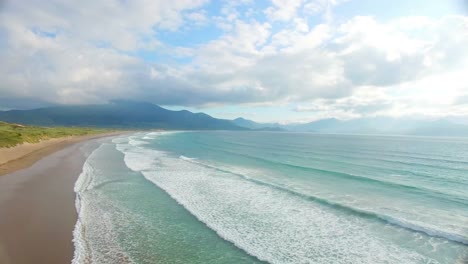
(0, 121, 111, 148)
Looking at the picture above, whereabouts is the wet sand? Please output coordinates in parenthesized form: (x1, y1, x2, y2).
(0, 134, 124, 264)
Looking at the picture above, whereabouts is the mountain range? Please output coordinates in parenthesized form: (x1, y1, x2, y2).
(0, 100, 467, 136)
(0, 100, 243, 130)
(235, 117, 468, 137)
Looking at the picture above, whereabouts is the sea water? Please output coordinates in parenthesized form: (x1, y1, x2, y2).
(73, 131, 468, 263)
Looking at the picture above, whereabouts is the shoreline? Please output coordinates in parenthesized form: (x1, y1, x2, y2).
(0, 132, 129, 264)
(0, 132, 126, 176)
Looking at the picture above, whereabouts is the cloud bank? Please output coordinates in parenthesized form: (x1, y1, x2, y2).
(0, 0, 467, 120)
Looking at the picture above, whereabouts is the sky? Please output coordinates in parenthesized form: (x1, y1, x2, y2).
(0, 0, 467, 123)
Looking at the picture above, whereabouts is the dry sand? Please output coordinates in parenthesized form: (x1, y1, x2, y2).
(0, 133, 123, 176)
(0, 133, 128, 264)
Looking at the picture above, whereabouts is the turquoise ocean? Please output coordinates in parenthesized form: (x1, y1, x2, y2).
(72, 131, 468, 263)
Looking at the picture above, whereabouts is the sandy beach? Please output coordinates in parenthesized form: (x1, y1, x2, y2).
(0, 133, 125, 264)
(0, 133, 123, 177)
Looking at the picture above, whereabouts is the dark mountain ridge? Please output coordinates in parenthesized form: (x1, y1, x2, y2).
(0, 100, 245, 130)
(1, 100, 467, 136)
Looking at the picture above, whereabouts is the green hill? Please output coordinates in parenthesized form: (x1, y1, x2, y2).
(0, 121, 110, 148)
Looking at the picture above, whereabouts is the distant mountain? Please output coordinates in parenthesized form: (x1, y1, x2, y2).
(233, 116, 468, 136)
(406, 119, 468, 137)
(282, 117, 468, 137)
(232, 117, 284, 131)
(1, 101, 466, 136)
(232, 117, 262, 129)
(252, 126, 286, 132)
(284, 118, 341, 132)
(0, 100, 245, 130)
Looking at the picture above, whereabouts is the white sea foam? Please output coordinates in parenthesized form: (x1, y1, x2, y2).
(72, 144, 136, 264)
(72, 160, 94, 264)
(129, 138, 148, 146)
(115, 133, 450, 264)
(179, 156, 468, 246)
(142, 131, 163, 139)
(142, 131, 183, 140)
(112, 136, 130, 144)
(179, 155, 197, 162)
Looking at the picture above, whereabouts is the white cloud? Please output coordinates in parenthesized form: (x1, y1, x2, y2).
(294, 69, 468, 120)
(186, 10, 208, 25)
(2, 0, 208, 50)
(0, 0, 208, 104)
(265, 0, 304, 22)
(0, 0, 467, 121)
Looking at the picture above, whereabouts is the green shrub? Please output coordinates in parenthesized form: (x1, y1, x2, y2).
(0, 122, 112, 148)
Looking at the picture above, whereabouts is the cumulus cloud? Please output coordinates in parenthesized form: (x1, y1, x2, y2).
(265, 0, 304, 21)
(0, 0, 207, 104)
(0, 0, 467, 120)
(293, 86, 393, 120)
(186, 10, 208, 25)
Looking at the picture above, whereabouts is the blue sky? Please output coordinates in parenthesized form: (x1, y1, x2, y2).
(0, 0, 467, 123)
